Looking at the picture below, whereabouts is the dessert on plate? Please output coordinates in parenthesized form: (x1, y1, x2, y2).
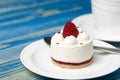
(51, 22, 93, 69)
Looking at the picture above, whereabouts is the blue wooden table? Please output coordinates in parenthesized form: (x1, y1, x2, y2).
(0, 0, 120, 80)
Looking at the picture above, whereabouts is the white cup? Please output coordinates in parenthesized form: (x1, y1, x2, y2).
(96, 0, 120, 6)
(92, 0, 120, 13)
(92, 0, 120, 36)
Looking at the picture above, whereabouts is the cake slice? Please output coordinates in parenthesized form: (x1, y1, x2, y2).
(51, 22, 93, 69)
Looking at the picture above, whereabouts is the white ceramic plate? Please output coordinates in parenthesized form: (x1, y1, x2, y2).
(72, 13, 120, 42)
(20, 39, 120, 80)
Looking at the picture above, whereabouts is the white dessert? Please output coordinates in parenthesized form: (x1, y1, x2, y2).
(51, 22, 93, 69)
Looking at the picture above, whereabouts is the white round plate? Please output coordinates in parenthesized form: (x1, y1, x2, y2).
(20, 39, 120, 80)
(72, 13, 120, 42)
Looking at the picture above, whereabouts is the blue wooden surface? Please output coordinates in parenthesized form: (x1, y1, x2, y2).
(0, 0, 120, 80)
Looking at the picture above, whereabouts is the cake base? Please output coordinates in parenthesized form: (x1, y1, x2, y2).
(51, 57, 93, 69)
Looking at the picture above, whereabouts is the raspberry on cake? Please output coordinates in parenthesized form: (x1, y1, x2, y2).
(62, 22, 79, 38)
(51, 22, 93, 69)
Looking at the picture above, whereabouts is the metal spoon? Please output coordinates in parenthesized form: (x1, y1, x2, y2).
(44, 37, 120, 54)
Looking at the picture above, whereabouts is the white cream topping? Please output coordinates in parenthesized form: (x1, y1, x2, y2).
(51, 32, 64, 43)
(77, 31, 90, 42)
(62, 36, 78, 45)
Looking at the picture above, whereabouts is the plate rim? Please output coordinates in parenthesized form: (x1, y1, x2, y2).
(72, 13, 120, 42)
(20, 39, 120, 79)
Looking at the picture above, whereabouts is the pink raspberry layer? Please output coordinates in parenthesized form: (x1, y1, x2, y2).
(51, 56, 93, 66)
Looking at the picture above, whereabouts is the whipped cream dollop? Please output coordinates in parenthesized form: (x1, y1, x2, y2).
(77, 31, 90, 42)
(62, 36, 78, 45)
(51, 32, 64, 43)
